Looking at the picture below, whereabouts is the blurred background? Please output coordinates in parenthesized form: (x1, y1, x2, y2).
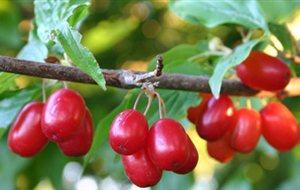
(1, 0, 300, 190)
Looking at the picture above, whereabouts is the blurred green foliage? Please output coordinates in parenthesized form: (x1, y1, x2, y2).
(1, 0, 300, 190)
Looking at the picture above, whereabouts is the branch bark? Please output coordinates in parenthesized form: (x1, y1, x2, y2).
(0, 55, 266, 96)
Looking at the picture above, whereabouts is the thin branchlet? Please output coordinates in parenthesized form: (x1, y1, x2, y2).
(155, 55, 164, 77)
(0, 55, 261, 96)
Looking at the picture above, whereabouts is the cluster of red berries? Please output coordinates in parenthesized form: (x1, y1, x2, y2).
(188, 51, 296, 163)
(8, 88, 93, 157)
(109, 109, 198, 188)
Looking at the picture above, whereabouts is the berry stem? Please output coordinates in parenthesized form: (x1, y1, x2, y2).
(144, 95, 153, 116)
(42, 79, 46, 103)
(133, 91, 144, 110)
(154, 92, 167, 119)
(62, 81, 68, 89)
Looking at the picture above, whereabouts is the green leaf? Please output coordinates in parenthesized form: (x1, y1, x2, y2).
(143, 89, 199, 125)
(0, 73, 17, 93)
(169, 0, 268, 30)
(258, 0, 300, 23)
(269, 23, 297, 55)
(90, 142, 126, 181)
(17, 24, 48, 62)
(34, 0, 106, 90)
(0, 139, 31, 190)
(34, 0, 90, 42)
(153, 172, 194, 190)
(148, 42, 212, 75)
(67, 3, 89, 28)
(209, 39, 260, 98)
(56, 24, 106, 90)
(283, 96, 300, 123)
(0, 87, 40, 138)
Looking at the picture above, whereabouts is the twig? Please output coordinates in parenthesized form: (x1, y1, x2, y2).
(0, 56, 259, 96)
(154, 55, 164, 77)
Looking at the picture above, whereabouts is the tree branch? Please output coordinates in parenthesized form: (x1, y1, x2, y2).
(0, 55, 273, 96)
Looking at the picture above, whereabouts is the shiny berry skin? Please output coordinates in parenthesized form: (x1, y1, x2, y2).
(236, 51, 290, 91)
(187, 93, 211, 125)
(174, 137, 198, 174)
(207, 133, 234, 163)
(260, 102, 299, 151)
(230, 108, 261, 153)
(42, 88, 86, 142)
(109, 109, 148, 155)
(147, 118, 189, 171)
(122, 149, 162, 188)
(58, 109, 93, 157)
(197, 95, 234, 141)
(8, 102, 48, 157)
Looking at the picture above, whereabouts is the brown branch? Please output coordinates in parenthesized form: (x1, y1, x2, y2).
(0, 55, 280, 96)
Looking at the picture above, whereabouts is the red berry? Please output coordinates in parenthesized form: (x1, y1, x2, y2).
(230, 108, 261, 153)
(109, 109, 148, 155)
(147, 118, 189, 171)
(236, 51, 290, 91)
(260, 102, 299, 151)
(187, 93, 211, 125)
(58, 109, 93, 156)
(207, 133, 234, 163)
(122, 149, 162, 188)
(42, 89, 86, 142)
(174, 137, 198, 174)
(8, 102, 48, 157)
(197, 95, 234, 141)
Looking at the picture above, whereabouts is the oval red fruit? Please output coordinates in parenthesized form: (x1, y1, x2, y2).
(42, 88, 86, 142)
(58, 109, 93, 156)
(122, 149, 162, 188)
(230, 108, 261, 153)
(109, 109, 148, 155)
(236, 51, 290, 91)
(8, 102, 48, 157)
(147, 118, 189, 171)
(207, 133, 234, 163)
(174, 137, 198, 174)
(260, 102, 298, 151)
(197, 95, 234, 141)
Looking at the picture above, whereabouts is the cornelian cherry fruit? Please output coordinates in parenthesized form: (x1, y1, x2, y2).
(187, 93, 211, 125)
(174, 137, 198, 174)
(8, 102, 48, 157)
(260, 102, 299, 152)
(109, 109, 148, 155)
(207, 133, 234, 163)
(236, 51, 290, 91)
(230, 108, 261, 153)
(147, 118, 189, 171)
(58, 109, 93, 156)
(42, 88, 86, 142)
(197, 95, 234, 141)
(122, 149, 162, 188)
